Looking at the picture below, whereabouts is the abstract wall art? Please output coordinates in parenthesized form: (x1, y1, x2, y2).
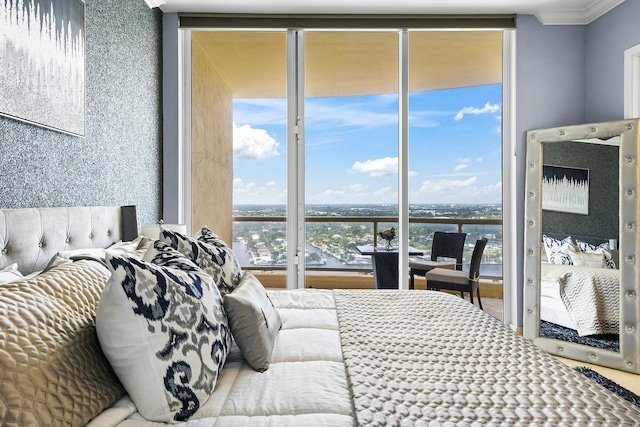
(0, 0, 85, 136)
(542, 165, 590, 215)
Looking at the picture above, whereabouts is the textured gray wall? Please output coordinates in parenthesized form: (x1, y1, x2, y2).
(0, 0, 162, 225)
(162, 13, 180, 224)
(542, 141, 619, 240)
(586, 0, 640, 122)
(515, 15, 588, 327)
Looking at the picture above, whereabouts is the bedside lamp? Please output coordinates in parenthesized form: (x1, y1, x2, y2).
(140, 220, 187, 240)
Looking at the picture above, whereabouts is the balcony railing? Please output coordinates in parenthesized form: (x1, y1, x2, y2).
(233, 215, 503, 280)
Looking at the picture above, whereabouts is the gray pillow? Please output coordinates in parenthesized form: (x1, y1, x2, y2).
(223, 271, 282, 372)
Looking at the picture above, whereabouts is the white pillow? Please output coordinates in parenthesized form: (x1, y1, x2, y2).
(96, 241, 231, 423)
(568, 248, 606, 268)
(542, 235, 576, 265)
(0, 263, 23, 284)
(160, 226, 242, 297)
(575, 239, 616, 269)
(223, 271, 282, 372)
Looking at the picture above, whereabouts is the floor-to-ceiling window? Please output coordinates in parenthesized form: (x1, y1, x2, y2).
(304, 31, 399, 276)
(179, 16, 515, 323)
(188, 30, 288, 268)
(407, 31, 503, 278)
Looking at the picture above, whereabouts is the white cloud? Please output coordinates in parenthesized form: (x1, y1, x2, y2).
(306, 98, 398, 129)
(307, 182, 400, 204)
(233, 99, 287, 126)
(418, 177, 478, 194)
(233, 178, 286, 204)
(374, 186, 395, 199)
(348, 183, 369, 192)
(453, 157, 483, 172)
(233, 178, 256, 194)
(350, 157, 418, 178)
(351, 157, 397, 177)
(233, 123, 280, 160)
(415, 178, 501, 204)
(454, 102, 500, 121)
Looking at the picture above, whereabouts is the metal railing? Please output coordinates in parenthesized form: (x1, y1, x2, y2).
(233, 215, 503, 279)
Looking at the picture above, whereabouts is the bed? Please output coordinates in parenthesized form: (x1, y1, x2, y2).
(2, 206, 640, 427)
(539, 234, 620, 336)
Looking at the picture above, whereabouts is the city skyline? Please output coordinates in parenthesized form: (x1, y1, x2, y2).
(232, 84, 502, 205)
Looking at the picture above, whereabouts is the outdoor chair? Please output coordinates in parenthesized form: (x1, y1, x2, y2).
(409, 231, 467, 289)
(424, 237, 488, 309)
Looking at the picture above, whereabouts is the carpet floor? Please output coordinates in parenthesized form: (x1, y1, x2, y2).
(575, 366, 640, 408)
(540, 320, 619, 352)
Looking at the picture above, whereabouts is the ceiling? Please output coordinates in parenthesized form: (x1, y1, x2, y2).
(148, 0, 626, 25)
(192, 30, 502, 98)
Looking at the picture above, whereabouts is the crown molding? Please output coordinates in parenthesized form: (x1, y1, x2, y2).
(144, 0, 167, 8)
(535, 0, 625, 25)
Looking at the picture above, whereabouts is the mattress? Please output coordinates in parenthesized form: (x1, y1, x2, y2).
(88, 289, 354, 427)
(92, 288, 640, 427)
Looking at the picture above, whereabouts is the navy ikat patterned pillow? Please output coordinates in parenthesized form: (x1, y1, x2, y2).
(542, 234, 576, 265)
(96, 242, 231, 423)
(160, 227, 242, 297)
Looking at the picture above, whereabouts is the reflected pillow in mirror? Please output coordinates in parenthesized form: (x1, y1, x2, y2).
(575, 240, 616, 269)
(568, 248, 606, 268)
(542, 234, 576, 265)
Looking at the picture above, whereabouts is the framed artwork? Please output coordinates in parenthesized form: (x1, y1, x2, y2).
(542, 165, 590, 215)
(0, 0, 85, 136)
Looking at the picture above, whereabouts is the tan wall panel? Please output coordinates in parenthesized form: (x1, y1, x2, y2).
(191, 37, 233, 243)
(253, 271, 503, 297)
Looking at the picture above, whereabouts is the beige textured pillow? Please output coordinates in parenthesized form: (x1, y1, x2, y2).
(0, 260, 125, 427)
(223, 271, 282, 372)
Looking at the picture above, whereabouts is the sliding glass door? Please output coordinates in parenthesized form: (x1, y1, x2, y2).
(407, 31, 504, 282)
(303, 31, 399, 277)
(185, 27, 507, 295)
(189, 30, 288, 269)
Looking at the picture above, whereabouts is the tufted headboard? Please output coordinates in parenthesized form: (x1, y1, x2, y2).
(0, 205, 138, 275)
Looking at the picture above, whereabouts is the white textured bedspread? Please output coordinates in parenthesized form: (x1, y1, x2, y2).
(92, 288, 640, 427)
(541, 264, 619, 336)
(333, 289, 640, 426)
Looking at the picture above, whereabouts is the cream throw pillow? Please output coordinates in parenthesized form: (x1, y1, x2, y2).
(223, 271, 282, 372)
(569, 248, 606, 268)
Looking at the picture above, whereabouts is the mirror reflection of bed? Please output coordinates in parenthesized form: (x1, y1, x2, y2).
(539, 138, 620, 352)
(523, 119, 640, 374)
(539, 234, 620, 352)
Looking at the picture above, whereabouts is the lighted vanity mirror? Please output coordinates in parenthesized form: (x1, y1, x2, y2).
(523, 119, 640, 374)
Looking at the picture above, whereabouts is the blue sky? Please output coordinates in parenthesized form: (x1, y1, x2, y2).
(232, 83, 502, 205)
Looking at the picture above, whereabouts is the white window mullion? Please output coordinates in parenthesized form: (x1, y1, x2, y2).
(286, 30, 306, 289)
(398, 30, 410, 290)
(502, 29, 517, 331)
(179, 29, 192, 233)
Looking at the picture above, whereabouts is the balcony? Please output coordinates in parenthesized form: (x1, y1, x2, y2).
(233, 215, 503, 298)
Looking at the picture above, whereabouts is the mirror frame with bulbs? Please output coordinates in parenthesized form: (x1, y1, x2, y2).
(523, 118, 640, 374)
